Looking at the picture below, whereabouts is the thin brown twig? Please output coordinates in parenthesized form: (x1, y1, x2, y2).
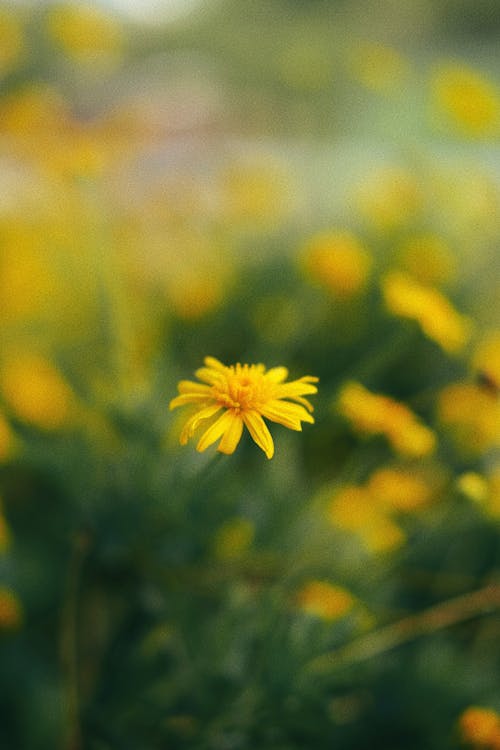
(306, 582, 500, 674)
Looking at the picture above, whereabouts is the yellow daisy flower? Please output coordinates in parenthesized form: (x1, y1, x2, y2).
(170, 357, 319, 459)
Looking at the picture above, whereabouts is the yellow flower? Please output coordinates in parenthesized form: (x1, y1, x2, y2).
(355, 168, 421, 231)
(458, 706, 500, 748)
(295, 580, 355, 621)
(0, 588, 22, 630)
(213, 518, 255, 560)
(47, 3, 123, 65)
(328, 485, 407, 554)
(367, 467, 433, 512)
(338, 381, 436, 458)
(301, 231, 372, 298)
(437, 382, 500, 454)
(382, 271, 472, 353)
(170, 357, 318, 459)
(1, 352, 77, 431)
(431, 62, 500, 138)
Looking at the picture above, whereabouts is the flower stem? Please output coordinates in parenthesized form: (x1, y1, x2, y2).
(305, 582, 500, 675)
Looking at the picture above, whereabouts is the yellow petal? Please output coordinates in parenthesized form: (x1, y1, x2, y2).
(169, 393, 212, 410)
(243, 411, 274, 459)
(265, 366, 289, 383)
(204, 356, 227, 371)
(196, 410, 235, 452)
(217, 413, 244, 455)
(178, 380, 212, 395)
(179, 404, 221, 444)
(260, 400, 314, 430)
(276, 380, 319, 398)
(195, 367, 225, 385)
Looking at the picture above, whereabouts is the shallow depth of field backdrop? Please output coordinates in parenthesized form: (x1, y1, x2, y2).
(0, 0, 500, 748)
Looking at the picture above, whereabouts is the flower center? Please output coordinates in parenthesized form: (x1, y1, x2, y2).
(212, 366, 272, 413)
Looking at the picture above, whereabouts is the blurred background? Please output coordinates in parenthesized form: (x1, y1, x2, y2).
(0, 0, 499, 748)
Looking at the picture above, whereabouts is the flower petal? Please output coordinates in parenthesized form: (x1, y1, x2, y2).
(265, 366, 289, 383)
(170, 393, 213, 410)
(217, 413, 244, 455)
(179, 404, 221, 444)
(260, 400, 314, 430)
(195, 367, 225, 385)
(204, 356, 227, 372)
(243, 411, 274, 459)
(196, 410, 235, 452)
(178, 380, 213, 395)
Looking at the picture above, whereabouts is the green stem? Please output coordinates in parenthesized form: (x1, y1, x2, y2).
(60, 533, 88, 750)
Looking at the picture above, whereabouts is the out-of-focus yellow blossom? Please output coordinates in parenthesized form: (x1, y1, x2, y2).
(397, 234, 456, 286)
(328, 486, 406, 553)
(382, 271, 472, 353)
(355, 168, 421, 231)
(457, 472, 490, 505)
(1, 352, 78, 431)
(166, 268, 228, 321)
(301, 231, 372, 298)
(437, 383, 500, 454)
(213, 518, 255, 560)
(0, 225, 60, 321)
(170, 357, 318, 459)
(0, 588, 22, 630)
(459, 706, 500, 748)
(295, 580, 355, 621)
(367, 467, 434, 512)
(0, 9, 25, 76)
(458, 470, 500, 519)
(0, 84, 67, 141)
(220, 161, 293, 226)
(0, 412, 15, 462)
(473, 331, 500, 393)
(47, 3, 123, 66)
(338, 381, 436, 458)
(349, 42, 408, 94)
(431, 63, 500, 138)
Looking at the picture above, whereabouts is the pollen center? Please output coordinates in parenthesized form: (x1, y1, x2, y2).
(212, 366, 272, 413)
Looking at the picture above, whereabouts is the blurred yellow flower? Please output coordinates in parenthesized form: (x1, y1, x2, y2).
(295, 580, 355, 621)
(1, 352, 77, 431)
(301, 231, 372, 298)
(47, 3, 123, 65)
(0, 588, 22, 630)
(397, 234, 456, 286)
(0, 412, 14, 462)
(356, 168, 421, 231)
(0, 9, 25, 76)
(349, 42, 408, 94)
(431, 63, 500, 138)
(213, 518, 255, 560)
(328, 486, 406, 553)
(457, 472, 489, 505)
(221, 161, 293, 225)
(338, 381, 436, 458)
(367, 467, 433, 511)
(170, 357, 318, 459)
(382, 271, 472, 353)
(437, 382, 500, 454)
(458, 706, 500, 748)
